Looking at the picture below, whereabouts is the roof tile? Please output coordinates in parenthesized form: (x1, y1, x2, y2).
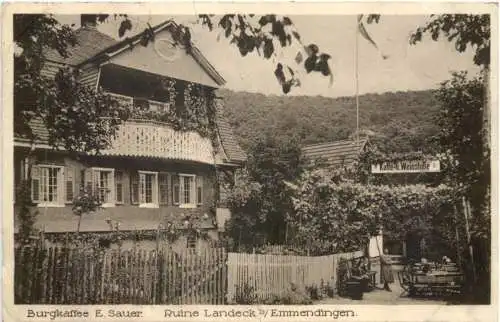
(303, 138, 367, 169)
(44, 26, 118, 66)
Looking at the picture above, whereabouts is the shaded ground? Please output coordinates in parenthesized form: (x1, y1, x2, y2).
(318, 264, 448, 305)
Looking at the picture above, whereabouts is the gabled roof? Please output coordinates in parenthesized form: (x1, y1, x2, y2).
(303, 138, 368, 169)
(44, 20, 225, 86)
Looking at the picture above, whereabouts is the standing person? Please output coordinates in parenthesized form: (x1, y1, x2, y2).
(380, 248, 394, 291)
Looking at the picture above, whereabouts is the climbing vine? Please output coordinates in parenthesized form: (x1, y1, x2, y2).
(288, 169, 458, 257)
(126, 78, 219, 144)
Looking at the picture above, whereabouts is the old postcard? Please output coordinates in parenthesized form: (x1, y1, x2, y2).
(1, 2, 498, 322)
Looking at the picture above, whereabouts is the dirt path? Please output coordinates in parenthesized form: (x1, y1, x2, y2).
(317, 281, 447, 305)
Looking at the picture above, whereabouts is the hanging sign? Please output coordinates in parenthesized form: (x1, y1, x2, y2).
(371, 159, 440, 173)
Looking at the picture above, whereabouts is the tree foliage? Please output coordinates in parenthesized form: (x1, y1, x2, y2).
(219, 89, 441, 153)
(14, 14, 129, 242)
(224, 133, 307, 250)
(433, 71, 489, 239)
(14, 15, 129, 154)
(289, 169, 457, 257)
(410, 14, 490, 68)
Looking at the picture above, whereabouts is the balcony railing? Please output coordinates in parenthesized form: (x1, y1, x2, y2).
(101, 119, 215, 164)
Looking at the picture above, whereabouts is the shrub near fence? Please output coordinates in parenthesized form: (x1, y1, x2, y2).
(226, 250, 363, 303)
(14, 245, 227, 305)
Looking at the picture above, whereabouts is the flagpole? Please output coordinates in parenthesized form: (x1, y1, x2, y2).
(355, 17, 360, 144)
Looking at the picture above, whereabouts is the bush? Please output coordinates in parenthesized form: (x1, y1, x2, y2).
(281, 289, 313, 305)
(233, 283, 257, 304)
(321, 280, 335, 298)
(232, 282, 313, 305)
(306, 284, 320, 300)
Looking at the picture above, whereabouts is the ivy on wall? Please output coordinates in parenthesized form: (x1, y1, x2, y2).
(122, 77, 220, 151)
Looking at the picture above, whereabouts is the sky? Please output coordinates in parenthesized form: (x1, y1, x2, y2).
(56, 14, 480, 98)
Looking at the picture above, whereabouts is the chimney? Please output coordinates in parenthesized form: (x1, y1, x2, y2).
(80, 14, 97, 29)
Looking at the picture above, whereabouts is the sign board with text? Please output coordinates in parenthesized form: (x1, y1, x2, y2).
(371, 160, 440, 174)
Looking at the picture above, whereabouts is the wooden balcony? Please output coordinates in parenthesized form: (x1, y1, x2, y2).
(100, 119, 215, 164)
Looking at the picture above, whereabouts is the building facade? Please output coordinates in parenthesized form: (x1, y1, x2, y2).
(14, 19, 245, 251)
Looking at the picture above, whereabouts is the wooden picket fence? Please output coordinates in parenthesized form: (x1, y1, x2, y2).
(14, 245, 227, 304)
(226, 250, 363, 302)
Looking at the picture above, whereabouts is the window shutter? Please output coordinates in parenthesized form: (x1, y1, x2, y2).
(31, 165, 40, 203)
(93, 169, 100, 197)
(139, 172, 146, 204)
(65, 166, 74, 203)
(130, 172, 139, 204)
(196, 176, 203, 205)
(172, 175, 180, 205)
(115, 171, 123, 203)
(159, 173, 169, 205)
(152, 173, 158, 205)
(108, 170, 115, 204)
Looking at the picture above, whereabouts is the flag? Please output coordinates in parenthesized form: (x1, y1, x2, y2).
(357, 14, 389, 60)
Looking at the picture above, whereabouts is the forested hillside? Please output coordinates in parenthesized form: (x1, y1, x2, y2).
(217, 89, 442, 153)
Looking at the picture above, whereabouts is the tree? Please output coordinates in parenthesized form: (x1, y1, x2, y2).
(433, 71, 490, 302)
(14, 15, 129, 242)
(225, 132, 307, 250)
(410, 14, 490, 68)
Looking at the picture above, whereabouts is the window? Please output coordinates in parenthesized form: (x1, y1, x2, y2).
(84, 168, 115, 207)
(171, 174, 198, 208)
(179, 174, 196, 208)
(133, 98, 149, 110)
(31, 165, 64, 207)
(115, 171, 123, 204)
(159, 173, 169, 205)
(106, 92, 133, 107)
(187, 234, 197, 248)
(148, 99, 170, 113)
(138, 171, 158, 208)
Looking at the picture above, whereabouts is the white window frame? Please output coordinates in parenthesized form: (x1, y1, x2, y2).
(138, 170, 159, 208)
(105, 92, 134, 106)
(186, 234, 197, 249)
(90, 167, 116, 208)
(33, 165, 65, 207)
(148, 99, 170, 113)
(179, 174, 196, 208)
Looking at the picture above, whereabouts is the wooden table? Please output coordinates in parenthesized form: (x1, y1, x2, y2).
(401, 270, 464, 296)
